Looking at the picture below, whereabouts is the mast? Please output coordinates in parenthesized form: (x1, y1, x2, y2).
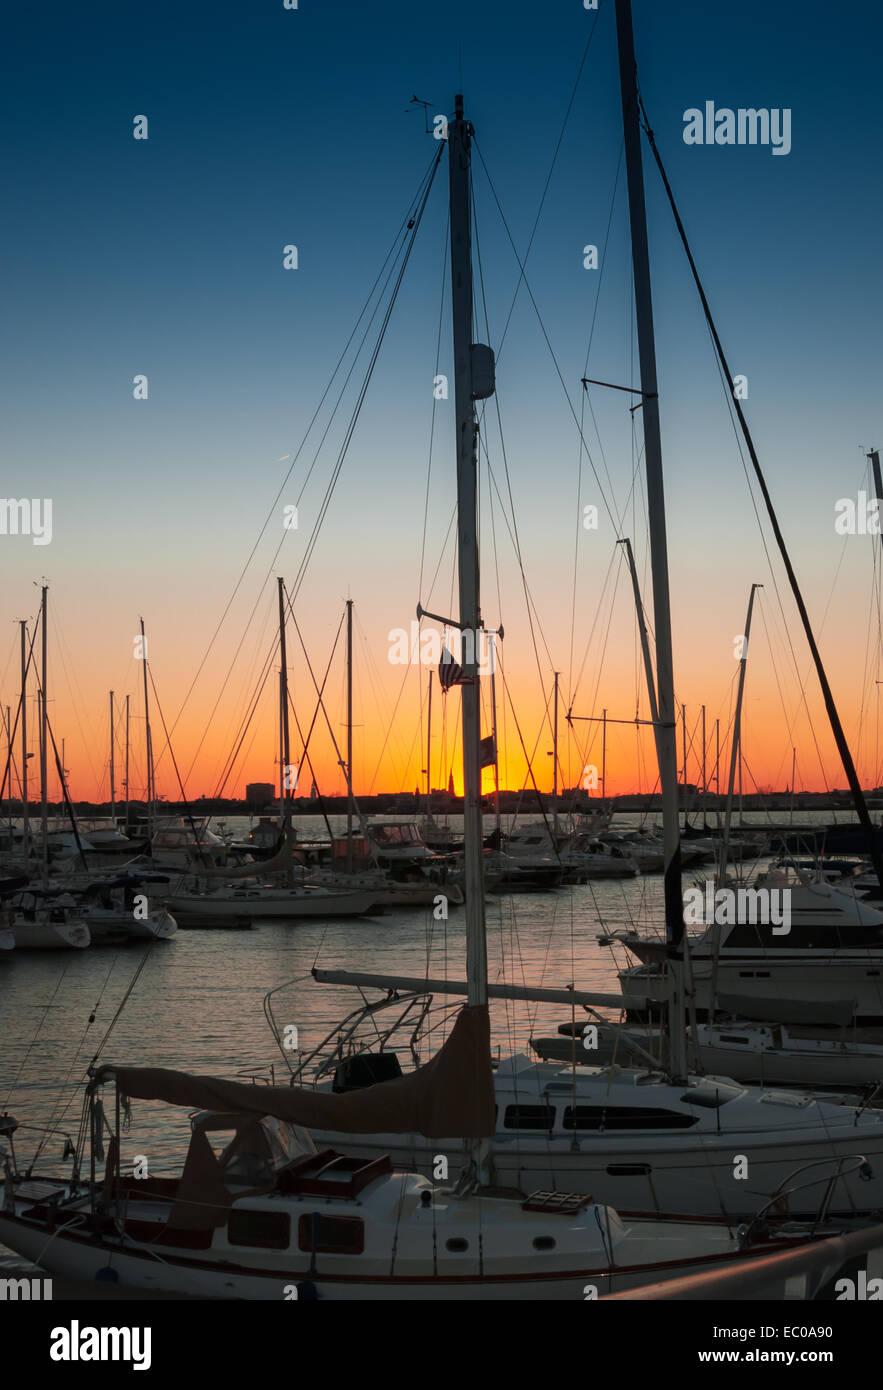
(346, 598, 354, 872)
(790, 746, 796, 826)
(425, 670, 433, 822)
(715, 718, 721, 830)
(601, 708, 607, 807)
(139, 618, 154, 835)
(40, 584, 48, 880)
(109, 691, 116, 824)
(719, 584, 761, 885)
(701, 703, 707, 830)
(681, 704, 688, 827)
(124, 695, 130, 832)
(20, 620, 29, 864)
(449, 92, 490, 1013)
(489, 636, 501, 836)
(615, 0, 685, 1077)
(278, 578, 292, 834)
(619, 536, 660, 733)
(551, 671, 559, 835)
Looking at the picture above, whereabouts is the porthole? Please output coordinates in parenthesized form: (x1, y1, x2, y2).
(532, 1236, 556, 1251)
(445, 1237, 469, 1252)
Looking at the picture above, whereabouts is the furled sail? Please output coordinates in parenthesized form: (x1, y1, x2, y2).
(101, 1003, 494, 1139)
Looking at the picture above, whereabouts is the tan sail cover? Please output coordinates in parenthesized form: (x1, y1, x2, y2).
(106, 1004, 494, 1139)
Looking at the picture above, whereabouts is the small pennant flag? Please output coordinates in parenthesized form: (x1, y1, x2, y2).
(438, 646, 474, 691)
(479, 735, 496, 767)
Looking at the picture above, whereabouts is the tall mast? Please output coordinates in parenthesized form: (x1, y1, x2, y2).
(139, 618, 154, 834)
(125, 695, 130, 832)
(619, 536, 659, 733)
(615, 0, 685, 1076)
(109, 691, 116, 823)
(601, 708, 607, 806)
(449, 92, 492, 1012)
(719, 584, 761, 885)
(701, 704, 707, 829)
(425, 670, 433, 821)
(278, 578, 291, 832)
(489, 635, 501, 837)
(681, 704, 688, 826)
(40, 584, 49, 880)
(551, 671, 559, 834)
(20, 621, 29, 864)
(346, 598, 354, 872)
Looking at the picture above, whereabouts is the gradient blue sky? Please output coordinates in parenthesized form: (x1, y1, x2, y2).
(2, 0, 882, 801)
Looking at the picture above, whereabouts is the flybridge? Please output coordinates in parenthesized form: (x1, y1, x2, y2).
(682, 102, 791, 156)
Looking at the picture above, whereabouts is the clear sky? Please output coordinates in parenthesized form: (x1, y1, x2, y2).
(3, 0, 882, 805)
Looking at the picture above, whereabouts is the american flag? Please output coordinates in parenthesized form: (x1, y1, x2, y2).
(438, 646, 474, 691)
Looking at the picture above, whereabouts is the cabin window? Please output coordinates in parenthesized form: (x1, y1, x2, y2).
(227, 1209, 291, 1249)
(298, 1213, 365, 1255)
(503, 1104, 555, 1130)
(719, 1034, 750, 1044)
(445, 1238, 469, 1252)
(562, 1105, 697, 1130)
(533, 1236, 556, 1251)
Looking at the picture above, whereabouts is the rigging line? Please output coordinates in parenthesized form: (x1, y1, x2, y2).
(166, 148, 443, 743)
(472, 201, 558, 723)
(568, 442, 650, 717)
(175, 228, 426, 790)
(702, 313, 829, 787)
(211, 643, 278, 802)
(639, 94, 882, 880)
(498, 668, 562, 846)
(418, 209, 451, 602)
(203, 627, 278, 800)
(87, 947, 155, 1070)
(568, 540, 624, 713)
(290, 147, 445, 608)
(285, 608, 347, 789)
(284, 597, 364, 800)
(286, 694, 335, 844)
(2, 962, 72, 1111)
(570, 144, 627, 695)
(205, 623, 279, 797)
(422, 503, 458, 611)
(472, 139, 624, 536)
(177, 581, 279, 788)
(487, 4, 603, 366)
(146, 667, 216, 843)
(355, 615, 415, 795)
(31, 956, 124, 1154)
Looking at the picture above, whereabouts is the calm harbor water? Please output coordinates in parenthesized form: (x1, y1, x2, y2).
(0, 809, 840, 1202)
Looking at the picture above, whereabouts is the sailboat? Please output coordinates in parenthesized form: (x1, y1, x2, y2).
(296, 2, 883, 1220)
(0, 68, 851, 1300)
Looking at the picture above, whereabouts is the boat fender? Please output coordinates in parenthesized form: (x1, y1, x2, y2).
(296, 1279, 319, 1300)
(95, 1266, 119, 1282)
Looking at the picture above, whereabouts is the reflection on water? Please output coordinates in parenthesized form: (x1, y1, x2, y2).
(0, 809, 793, 1185)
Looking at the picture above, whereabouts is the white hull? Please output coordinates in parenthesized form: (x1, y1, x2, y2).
(9, 920, 90, 949)
(167, 887, 378, 924)
(0, 1195, 822, 1302)
(621, 958, 883, 1026)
